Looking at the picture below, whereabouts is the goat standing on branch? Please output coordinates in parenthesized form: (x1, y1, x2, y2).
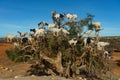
(65, 13, 78, 21)
(61, 28, 70, 36)
(52, 28, 61, 36)
(92, 22, 103, 34)
(54, 14, 65, 20)
(83, 37, 95, 47)
(38, 21, 47, 28)
(68, 38, 78, 46)
(34, 28, 45, 37)
(45, 23, 56, 28)
(97, 41, 110, 51)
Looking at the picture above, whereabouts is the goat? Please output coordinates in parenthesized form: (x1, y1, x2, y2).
(6, 34, 16, 42)
(52, 28, 61, 36)
(66, 13, 73, 20)
(22, 37, 28, 43)
(61, 28, 70, 36)
(92, 22, 101, 28)
(38, 21, 47, 28)
(72, 14, 78, 20)
(65, 13, 78, 21)
(45, 23, 56, 28)
(68, 38, 77, 46)
(19, 37, 30, 46)
(97, 42, 109, 50)
(17, 31, 28, 37)
(34, 28, 45, 37)
(92, 22, 103, 32)
(20, 34, 35, 45)
(83, 37, 95, 47)
(54, 14, 65, 19)
(30, 28, 37, 33)
(103, 51, 112, 59)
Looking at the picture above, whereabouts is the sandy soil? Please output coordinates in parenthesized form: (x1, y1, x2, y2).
(0, 43, 120, 80)
(111, 52, 120, 76)
(0, 43, 31, 78)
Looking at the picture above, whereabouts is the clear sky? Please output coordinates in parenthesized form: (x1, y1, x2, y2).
(0, 0, 120, 37)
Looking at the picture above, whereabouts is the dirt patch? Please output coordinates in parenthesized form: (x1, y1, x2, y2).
(0, 43, 31, 78)
(111, 52, 120, 76)
(111, 52, 120, 61)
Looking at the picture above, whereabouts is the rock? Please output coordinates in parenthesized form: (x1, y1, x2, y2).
(31, 74, 35, 77)
(4, 68, 9, 71)
(83, 78, 87, 80)
(9, 69, 14, 72)
(79, 77, 83, 80)
(14, 76, 19, 79)
(51, 77, 54, 80)
(14, 75, 23, 79)
(0, 66, 4, 69)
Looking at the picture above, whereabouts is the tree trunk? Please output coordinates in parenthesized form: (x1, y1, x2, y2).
(39, 51, 63, 75)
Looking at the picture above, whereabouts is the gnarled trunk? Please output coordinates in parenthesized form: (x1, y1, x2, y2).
(39, 51, 63, 75)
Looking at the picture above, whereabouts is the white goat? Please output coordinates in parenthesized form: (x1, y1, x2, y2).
(103, 51, 112, 59)
(83, 37, 94, 47)
(47, 23, 56, 28)
(61, 28, 70, 36)
(65, 13, 78, 21)
(52, 28, 61, 36)
(34, 28, 45, 37)
(54, 14, 64, 19)
(72, 14, 78, 20)
(97, 42, 109, 50)
(38, 21, 47, 28)
(92, 22, 103, 32)
(68, 38, 78, 46)
(92, 22, 101, 27)
(6, 34, 16, 42)
(54, 14, 60, 19)
(66, 13, 73, 20)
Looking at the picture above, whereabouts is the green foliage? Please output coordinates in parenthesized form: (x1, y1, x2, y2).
(74, 44, 83, 56)
(6, 48, 23, 62)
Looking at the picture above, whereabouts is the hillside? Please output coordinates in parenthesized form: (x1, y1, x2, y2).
(100, 36, 120, 52)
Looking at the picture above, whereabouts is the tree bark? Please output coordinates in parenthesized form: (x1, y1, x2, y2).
(39, 51, 63, 75)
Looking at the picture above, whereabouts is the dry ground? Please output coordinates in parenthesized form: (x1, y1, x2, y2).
(111, 52, 120, 76)
(0, 43, 120, 80)
(0, 43, 31, 79)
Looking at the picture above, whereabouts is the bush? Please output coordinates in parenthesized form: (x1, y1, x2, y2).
(6, 48, 22, 62)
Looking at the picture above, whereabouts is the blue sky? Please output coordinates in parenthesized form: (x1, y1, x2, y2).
(0, 0, 120, 37)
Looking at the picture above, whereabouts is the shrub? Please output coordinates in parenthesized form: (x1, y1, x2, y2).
(6, 47, 23, 62)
